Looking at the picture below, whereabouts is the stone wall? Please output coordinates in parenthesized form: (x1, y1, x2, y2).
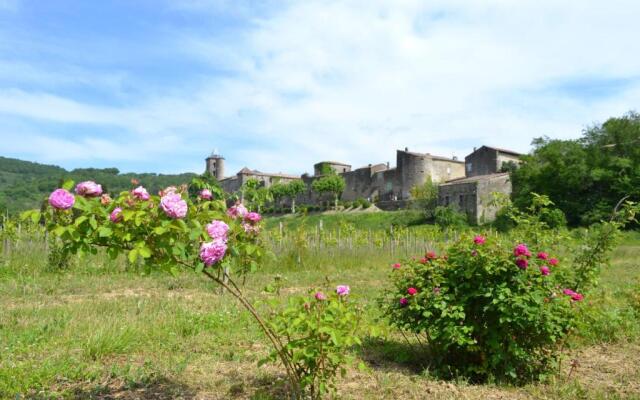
(438, 173, 511, 224)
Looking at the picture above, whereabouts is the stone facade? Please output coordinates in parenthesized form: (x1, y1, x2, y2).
(465, 146, 521, 177)
(438, 173, 512, 224)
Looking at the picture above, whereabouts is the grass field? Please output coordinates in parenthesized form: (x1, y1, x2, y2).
(1, 226, 639, 399)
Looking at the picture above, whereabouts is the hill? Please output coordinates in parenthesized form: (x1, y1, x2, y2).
(0, 156, 197, 215)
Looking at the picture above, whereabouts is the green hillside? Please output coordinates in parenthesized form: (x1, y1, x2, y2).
(0, 156, 197, 215)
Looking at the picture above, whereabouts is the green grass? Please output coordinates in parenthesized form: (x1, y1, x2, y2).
(264, 209, 427, 232)
(1, 230, 639, 399)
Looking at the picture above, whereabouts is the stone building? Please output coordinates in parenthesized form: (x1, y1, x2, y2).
(465, 146, 521, 177)
(438, 173, 511, 224)
(205, 145, 520, 223)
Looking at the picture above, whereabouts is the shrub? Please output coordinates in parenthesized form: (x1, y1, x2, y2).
(382, 200, 639, 383)
(263, 286, 362, 399)
(433, 206, 468, 228)
(382, 236, 577, 382)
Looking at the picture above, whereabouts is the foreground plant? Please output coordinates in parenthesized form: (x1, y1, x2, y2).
(22, 178, 351, 398)
(381, 200, 638, 383)
(263, 285, 362, 399)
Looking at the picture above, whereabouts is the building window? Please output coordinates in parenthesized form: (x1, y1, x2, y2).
(445, 196, 449, 206)
(459, 195, 464, 208)
(466, 163, 472, 173)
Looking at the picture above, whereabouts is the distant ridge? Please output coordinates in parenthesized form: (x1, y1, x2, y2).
(0, 156, 197, 215)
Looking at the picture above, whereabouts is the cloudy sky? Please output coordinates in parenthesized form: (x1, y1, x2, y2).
(0, 0, 638, 175)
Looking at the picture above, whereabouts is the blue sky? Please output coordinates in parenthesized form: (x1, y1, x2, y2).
(0, 0, 638, 175)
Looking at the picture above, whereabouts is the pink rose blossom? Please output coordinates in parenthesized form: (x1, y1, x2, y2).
(392, 263, 401, 269)
(206, 220, 229, 241)
(571, 292, 584, 302)
(516, 258, 529, 269)
(513, 243, 531, 257)
(199, 189, 213, 200)
(425, 251, 437, 260)
(160, 193, 188, 219)
(100, 194, 111, 205)
(242, 222, 260, 235)
(473, 235, 486, 245)
(540, 266, 550, 276)
(315, 292, 327, 301)
(244, 211, 262, 224)
(132, 186, 150, 200)
(336, 285, 350, 296)
(471, 250, 478, 257)
(407, 287, 418, 296)
(160, 186, 178, 196)
(110, 207, 123, 223)
(549, 258, 559, 266)
(537, 252, 549, 260)
(48, 189, 75, 210)
(563, 289, 576, 296)
(227, 203, 248, 218)
(433, 287, 441, 294)
(199, 240, 227, 266)
(399, 297, 408, 306)
(75, 181, 103, 197)
(419, 257, 428, 264)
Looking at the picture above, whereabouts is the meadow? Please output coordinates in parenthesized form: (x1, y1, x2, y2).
(1, 214, 640, 399)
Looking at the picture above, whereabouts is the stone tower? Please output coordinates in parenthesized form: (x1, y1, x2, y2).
(205, 150, 225, 180)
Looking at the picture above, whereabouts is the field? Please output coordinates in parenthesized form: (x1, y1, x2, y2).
(1, 217, 640, 399)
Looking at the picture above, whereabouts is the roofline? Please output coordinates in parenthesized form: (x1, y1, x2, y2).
(440, 172, 510, 186)
(398, 149, 464, 164)
(314, 161, 352, 167)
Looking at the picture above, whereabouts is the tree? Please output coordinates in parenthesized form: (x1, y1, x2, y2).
(312, 175, 345, 210)
(511, 111, 640, 225)
(241, 178, 272, 212)
(410, 175, 438, 219)
(285, 179, 306, 213)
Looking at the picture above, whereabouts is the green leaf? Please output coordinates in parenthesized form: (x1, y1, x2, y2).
(62, 179, 75, 191)
(128, 249, 138, 264)
(89, 216, 98, 230)
(98, 227, 113, 238)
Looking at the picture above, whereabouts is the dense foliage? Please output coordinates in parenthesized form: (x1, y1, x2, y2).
(0, 156, 197, 215)
(311, 175, 346, 210)
(512, 111, 640, 225)
(263, 287, 362, 399)
(382, 195, 638, 383)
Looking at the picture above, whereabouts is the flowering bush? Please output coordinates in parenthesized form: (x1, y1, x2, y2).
(382, 235, 581, 382)
(263, 285, 363, 399)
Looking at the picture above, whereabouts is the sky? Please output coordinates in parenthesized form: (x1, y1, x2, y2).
(0, 0, 638, 175)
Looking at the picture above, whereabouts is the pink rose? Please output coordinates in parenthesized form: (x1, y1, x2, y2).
(473, 235, 486, 245)
(540, 266, 550, 276)
(471, 250, 478, 257)
(244, 211, 262, 225)
(392, 263, 401, 269)
(227, 203, 248, 218)
(199, 240, 227, 266)
(537, 252, 549, 260)
(336, 285, 350, 296)
(242, 222, 260, 235)
(563, 289, 576, 296)
(433, 287, 441, 294)
(75, 181, 103, 197)
(206, 220, 229, 241)
(48, 189, 75, 210)
(571, 292, 584, 302)
(100, 194, 112, 205)
(399, 297, 408, 306)
(132, 186, 150, 200)
(516, 258, 529, 269)
(513, 243, 531, 257)
(425, 251, 437, 260)
(549, 258, 559, 266)
(315, 292, 327, 301)
(199, 189, 213, 200)
(110, 207, 123, 223)
(160, 193, 188, 219)
(407, 287, 418, 296)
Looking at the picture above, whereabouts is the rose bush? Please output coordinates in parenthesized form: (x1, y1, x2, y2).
(382, 200, 638, 383)
(21, 178, 321, 395)
(263, 285, 363, 399)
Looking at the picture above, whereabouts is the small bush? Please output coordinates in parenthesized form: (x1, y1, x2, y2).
(264, 286, 362, 399)
(433, 206, 468, 228)
(382, 235, 578, 383)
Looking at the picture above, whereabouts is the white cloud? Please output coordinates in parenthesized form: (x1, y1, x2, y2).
(1, 0, 639, 174)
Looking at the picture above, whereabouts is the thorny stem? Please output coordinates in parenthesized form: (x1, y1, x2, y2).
(172, 257, 301, 397)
